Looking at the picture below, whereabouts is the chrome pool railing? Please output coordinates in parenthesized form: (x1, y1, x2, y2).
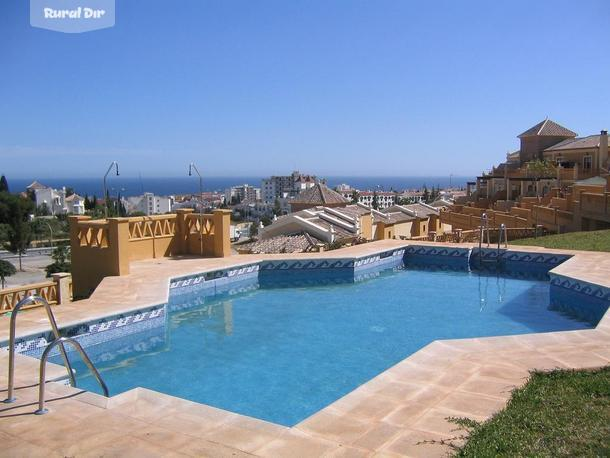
(3, 295, 76, 403)
(35, 336, 109, 415)
(498, 223, 508, 251)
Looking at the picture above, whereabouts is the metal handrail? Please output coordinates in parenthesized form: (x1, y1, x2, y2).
(3, 295, 76, 404)
(36, 337, 109, 415)
(498, 223, 508, 252)
(479, 213, 490, 249)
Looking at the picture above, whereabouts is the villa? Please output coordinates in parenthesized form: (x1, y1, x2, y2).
(441, 120, 610, 237)
(26, 181, 86, 215)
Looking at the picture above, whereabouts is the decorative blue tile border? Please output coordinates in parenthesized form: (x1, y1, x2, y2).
(404, 245, 471, 270)
(549, 273, 610, 325)
(503, 251, 572, 266)
(1, 305, 166, 359)
(354, 248, 405, 272)
(259, 259, 355, 271)
(169, 263, 260, 296)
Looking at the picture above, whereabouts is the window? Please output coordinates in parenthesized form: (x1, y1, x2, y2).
(583, 155, 592, 170)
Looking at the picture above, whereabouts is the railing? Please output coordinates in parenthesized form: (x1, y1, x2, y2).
(127, 215, 176, 241)
(3, 296, 75, 403)
(69, 209, 232, 297)
(35, 336, 109, 415)
(185, 213, 215, 235)
(498, 224, 508, 251)
(76, 220, 109, 248)
(1, 281, 58, 312)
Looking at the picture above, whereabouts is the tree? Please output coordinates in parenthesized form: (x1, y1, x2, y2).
(351, 190, 360, 205)
(35, 202, 50, 216)
(2, 194, 33, 271)
(65, 187, 75, 197)
(527, 159, 556, 179)
(422, 185, 430, 203)
(84, 195, 94, 211)
(273, 198, 281, 216)
(0, 259, 16, 288)
(372, 192, 379, 210)
(45, 243, 71, 277)
(0, 175, 9, 193)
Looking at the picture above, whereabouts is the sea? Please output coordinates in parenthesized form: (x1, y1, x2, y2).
(7, 176, 473, 197)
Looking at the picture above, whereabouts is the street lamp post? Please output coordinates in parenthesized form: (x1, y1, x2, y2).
(103, 161, 120, 218)
(45, 222, 53, 251)
(188, 163, 204, 255)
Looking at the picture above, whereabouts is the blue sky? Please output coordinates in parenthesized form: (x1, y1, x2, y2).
(1, 0, 609, 179)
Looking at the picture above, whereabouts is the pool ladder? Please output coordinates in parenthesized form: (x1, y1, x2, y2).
(478, 215, 508, 267)
(3, 295, 108, 414)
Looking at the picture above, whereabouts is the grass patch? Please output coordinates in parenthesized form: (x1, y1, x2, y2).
(453, 367, 610, 457)
(511, 229, 610, 252)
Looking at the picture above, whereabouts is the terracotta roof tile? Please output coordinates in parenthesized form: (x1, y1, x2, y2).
(518, 119, 577, 138)
(544, 135, 606, 151)
(291, 183, 349, 205)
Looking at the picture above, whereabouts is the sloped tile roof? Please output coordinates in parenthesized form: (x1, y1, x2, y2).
(544, 135, 606, 151)
(518, 119, 577, 138)
(27, 180, 48, 190)
(65, 193, 84, 202)
(238, 233, 321, 254)
(291, 183, 349, 205)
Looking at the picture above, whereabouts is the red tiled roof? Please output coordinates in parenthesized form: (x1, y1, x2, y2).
(237, 234, 321, 254)
(544, 135, 606, 152)
(518, 119, 577, 138)
(291, 183, 349, 205)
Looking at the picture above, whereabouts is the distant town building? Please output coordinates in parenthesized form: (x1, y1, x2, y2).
(27, 181, 85, 215)
(357, 191, 396, 210)
(225, 184, 260, 204)
(124, 192, 175, 215)
(65, 193, 86, 215)
(232, 200, 275, 219)
(290, 183, 349, 212)
(172, 192, 225, 211)
(397, 190, 425, 204)
(261, 171, 323, 204)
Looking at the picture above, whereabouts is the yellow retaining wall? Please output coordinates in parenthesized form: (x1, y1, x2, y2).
(69, 209, 232, 298)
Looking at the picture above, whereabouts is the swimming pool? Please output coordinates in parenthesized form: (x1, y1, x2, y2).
(54, 259, 592, 426)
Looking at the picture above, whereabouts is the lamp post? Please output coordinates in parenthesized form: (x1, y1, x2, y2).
(45, 222, 53, 251)
(188, 163, 204, 255)
(103, 161, 120, 218)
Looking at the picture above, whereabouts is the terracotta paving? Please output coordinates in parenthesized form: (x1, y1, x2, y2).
(0, 240, 609, 457)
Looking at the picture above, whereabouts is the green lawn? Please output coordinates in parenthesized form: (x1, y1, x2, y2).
(511, 229, 610, 252)
(454, 367, 610, 457)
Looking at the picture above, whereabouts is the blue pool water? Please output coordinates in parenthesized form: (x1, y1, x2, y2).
(60, 266, 591, 426)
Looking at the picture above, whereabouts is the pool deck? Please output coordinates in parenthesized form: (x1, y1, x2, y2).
(1, 240, 609, 457)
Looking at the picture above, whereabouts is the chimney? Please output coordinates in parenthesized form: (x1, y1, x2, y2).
(600, 129, 608, 171)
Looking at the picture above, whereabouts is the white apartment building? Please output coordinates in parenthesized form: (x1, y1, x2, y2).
(398, 191, 425, 204)
(261, 171, 321, 204)
(357, 191, 396, 210)
(28, 181, 85, 215)
(65, 194, 86, 215)
(124, 192, 175, 215)
(225, 184, 260, 204)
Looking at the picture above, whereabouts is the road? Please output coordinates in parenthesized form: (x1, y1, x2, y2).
(1, 251, 53, 288)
